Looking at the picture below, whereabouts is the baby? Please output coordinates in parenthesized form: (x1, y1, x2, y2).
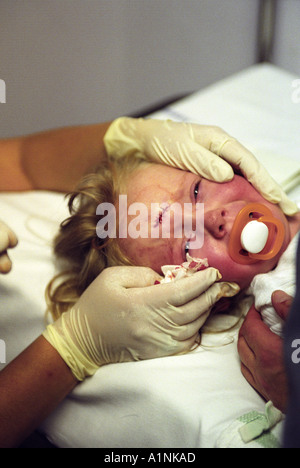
(117, 164, 298, 283)
(48, 159, 300, 334)
(115, 163, 299, 334)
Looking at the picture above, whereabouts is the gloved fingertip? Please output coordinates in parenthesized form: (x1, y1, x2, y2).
(219, 282, 240, 298)
(0, 231, 9, 252)
(207, 163, 234, 183)
(221, 165, 235, 182)
(8, 232, 18, 248)
(194, 267, 222, 286)
(207, 267, 222, 281)
(255, 191, 298, 216)
(216, 269, 223, 280)
(280, 200, 299, 217)
(177, 334, 201, 355)
(0, 254, 12, 274)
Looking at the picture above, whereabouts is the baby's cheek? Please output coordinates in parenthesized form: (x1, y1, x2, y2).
(118, 238, 174, 274)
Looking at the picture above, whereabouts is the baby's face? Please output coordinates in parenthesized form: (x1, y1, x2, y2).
(118, 164, 291, 289)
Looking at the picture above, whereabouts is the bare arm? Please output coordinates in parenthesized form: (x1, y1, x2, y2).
(0, 122, 111, 192)
(0, 335, 78, 448)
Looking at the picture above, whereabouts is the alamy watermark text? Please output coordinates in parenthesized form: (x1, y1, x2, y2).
(291, 339, 300, 364)
(0, 79, 6, 103)
(292, 79, 300, 104)
(0, 339, 6, 364)
(96, 196, 204, 249)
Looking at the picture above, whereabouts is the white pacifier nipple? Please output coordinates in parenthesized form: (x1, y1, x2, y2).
(229, 203, 285, 264)
(240, 220, 269, 254)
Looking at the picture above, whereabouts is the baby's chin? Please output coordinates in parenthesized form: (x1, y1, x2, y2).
(216, 253, 281, 292)
(207, 255, 251, 290)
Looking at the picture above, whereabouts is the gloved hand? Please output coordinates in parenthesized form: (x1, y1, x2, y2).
(43, 265, 239, 381)
(0, 220, 18, 274)
(104, 117, 298, 216)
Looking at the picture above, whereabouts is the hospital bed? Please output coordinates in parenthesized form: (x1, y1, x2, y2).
(0, 63, 299, 448)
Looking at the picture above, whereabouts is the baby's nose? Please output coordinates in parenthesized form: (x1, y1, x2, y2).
(204, 208, 227, 239)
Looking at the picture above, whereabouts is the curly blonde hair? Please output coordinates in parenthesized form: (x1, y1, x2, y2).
(46, 157, 245, 339)
(46, 156, 146, 320)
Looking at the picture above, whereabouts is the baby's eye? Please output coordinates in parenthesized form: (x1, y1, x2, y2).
(194, 181, 201, 201)
(184, 240, 190, 257)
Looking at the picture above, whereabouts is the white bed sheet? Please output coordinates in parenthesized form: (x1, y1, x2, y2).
(0, 63, 299, 448)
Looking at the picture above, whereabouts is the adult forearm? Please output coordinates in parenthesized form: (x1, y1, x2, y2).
(0, 122, 111, 192)
(0, 335, 78, 448)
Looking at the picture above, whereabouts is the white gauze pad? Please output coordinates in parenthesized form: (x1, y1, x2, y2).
(156, 253, 209, 284)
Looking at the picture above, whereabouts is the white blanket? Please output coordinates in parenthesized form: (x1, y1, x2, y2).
(248, 232, 299, 337)
(1, 63, 299, 448)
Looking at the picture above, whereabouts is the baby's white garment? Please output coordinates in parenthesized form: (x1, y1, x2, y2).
(247, 232, 299, 336)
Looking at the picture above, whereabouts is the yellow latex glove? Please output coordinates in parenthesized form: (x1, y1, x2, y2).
(0, 220, 18, 274)
(43, 266, 239, 381)
(104, 117, 298, 216)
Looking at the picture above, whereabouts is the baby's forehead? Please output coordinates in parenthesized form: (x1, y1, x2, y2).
(127, 165, 192, 205)
(131, 185, 176, 206)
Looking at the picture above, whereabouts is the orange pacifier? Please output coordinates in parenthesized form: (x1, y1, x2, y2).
(228, 203, 285, 264)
